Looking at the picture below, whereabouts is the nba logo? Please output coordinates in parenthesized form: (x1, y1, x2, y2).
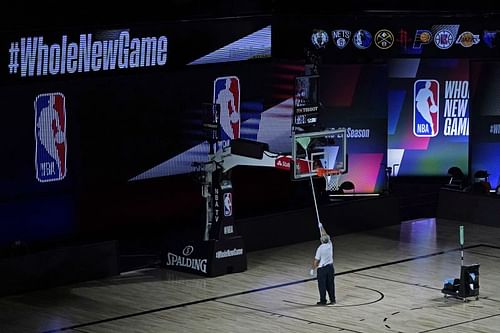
(213, 76, 240, 142)
(414, 80, 439, 137)
(223, 192, 232, 217)
(34, 93, 67, 182)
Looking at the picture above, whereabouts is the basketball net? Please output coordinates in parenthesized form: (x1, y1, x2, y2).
(316, 168, 341, 192)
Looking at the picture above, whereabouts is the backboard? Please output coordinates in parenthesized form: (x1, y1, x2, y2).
(292, 128, 347, 180)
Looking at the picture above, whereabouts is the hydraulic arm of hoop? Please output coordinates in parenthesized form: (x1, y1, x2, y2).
(202, 147, 279, 241)
(201, 161, 214, 241)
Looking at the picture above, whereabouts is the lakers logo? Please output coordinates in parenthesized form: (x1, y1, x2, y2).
(456, 31, 480, 47)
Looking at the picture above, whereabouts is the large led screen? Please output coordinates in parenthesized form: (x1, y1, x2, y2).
(0, 18, 272, 246)
(470, 61, 500, 189)
(387, 59, 469, 176)
(319, 64, 388, 193)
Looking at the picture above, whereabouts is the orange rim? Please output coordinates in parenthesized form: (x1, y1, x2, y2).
(316, 168, 340, 177)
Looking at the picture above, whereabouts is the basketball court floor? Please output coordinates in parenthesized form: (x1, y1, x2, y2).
(1, 218, 500, 333)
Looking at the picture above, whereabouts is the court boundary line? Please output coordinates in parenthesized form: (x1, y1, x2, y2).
(41, 244, 498, 333)
(419, 313, 500, 332)
(215, 300, 364, 333)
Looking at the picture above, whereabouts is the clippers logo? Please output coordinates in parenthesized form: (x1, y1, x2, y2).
(213, 76, 240, 141)
(223, 192, 232, 217)
(331, 30, 351, 49)
(434, 29, 455, 49)
(34, 93, 67, 182)
(414, 80, 439, 137)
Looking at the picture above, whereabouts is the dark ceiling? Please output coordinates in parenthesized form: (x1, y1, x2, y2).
(3, 0, 500, 30)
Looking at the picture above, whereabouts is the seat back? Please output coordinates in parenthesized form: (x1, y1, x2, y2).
(340, 181, 355, 193)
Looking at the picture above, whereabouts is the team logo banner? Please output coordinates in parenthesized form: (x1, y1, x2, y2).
(213, 76, 240, 142)
(413, 30, 433, 49)
(34, 92, 67, 182)
(456, 32, 480, 47)
(311, 29, 329, 49)
(353, 30, 372, 49)
(434, 29, 455, 49)
(374, 29, 394, 49)
(414, 80, 439, 137)
(433, 25, 459, 50)
(483, 30, 498, 48)
(331, 30, 351, 49)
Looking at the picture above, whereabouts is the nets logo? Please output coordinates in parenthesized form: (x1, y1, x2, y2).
(331, 30, 351, 49)
(34, 93, 67, 182)
(213, 76, 240, 141)
(414, 80, 439, 137)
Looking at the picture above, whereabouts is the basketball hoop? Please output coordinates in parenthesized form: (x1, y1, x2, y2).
(316, 168, 341, 192)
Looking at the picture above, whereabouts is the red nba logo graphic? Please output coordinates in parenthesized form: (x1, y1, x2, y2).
(223, 192, 232, 217)
(213, 76, 240, 142)
(34, 93, 67, 182)
(414, 80, 439, 137)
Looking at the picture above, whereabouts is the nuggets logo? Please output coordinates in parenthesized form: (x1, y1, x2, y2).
(223, 192, 232, 217)
(414, 80, 439, 137)
(34, 93, 67, 182)
(213, 76, 240, 142)
(374, 29, 394, 49)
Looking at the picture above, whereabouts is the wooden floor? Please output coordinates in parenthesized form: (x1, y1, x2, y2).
(1, 218, 500, 333)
